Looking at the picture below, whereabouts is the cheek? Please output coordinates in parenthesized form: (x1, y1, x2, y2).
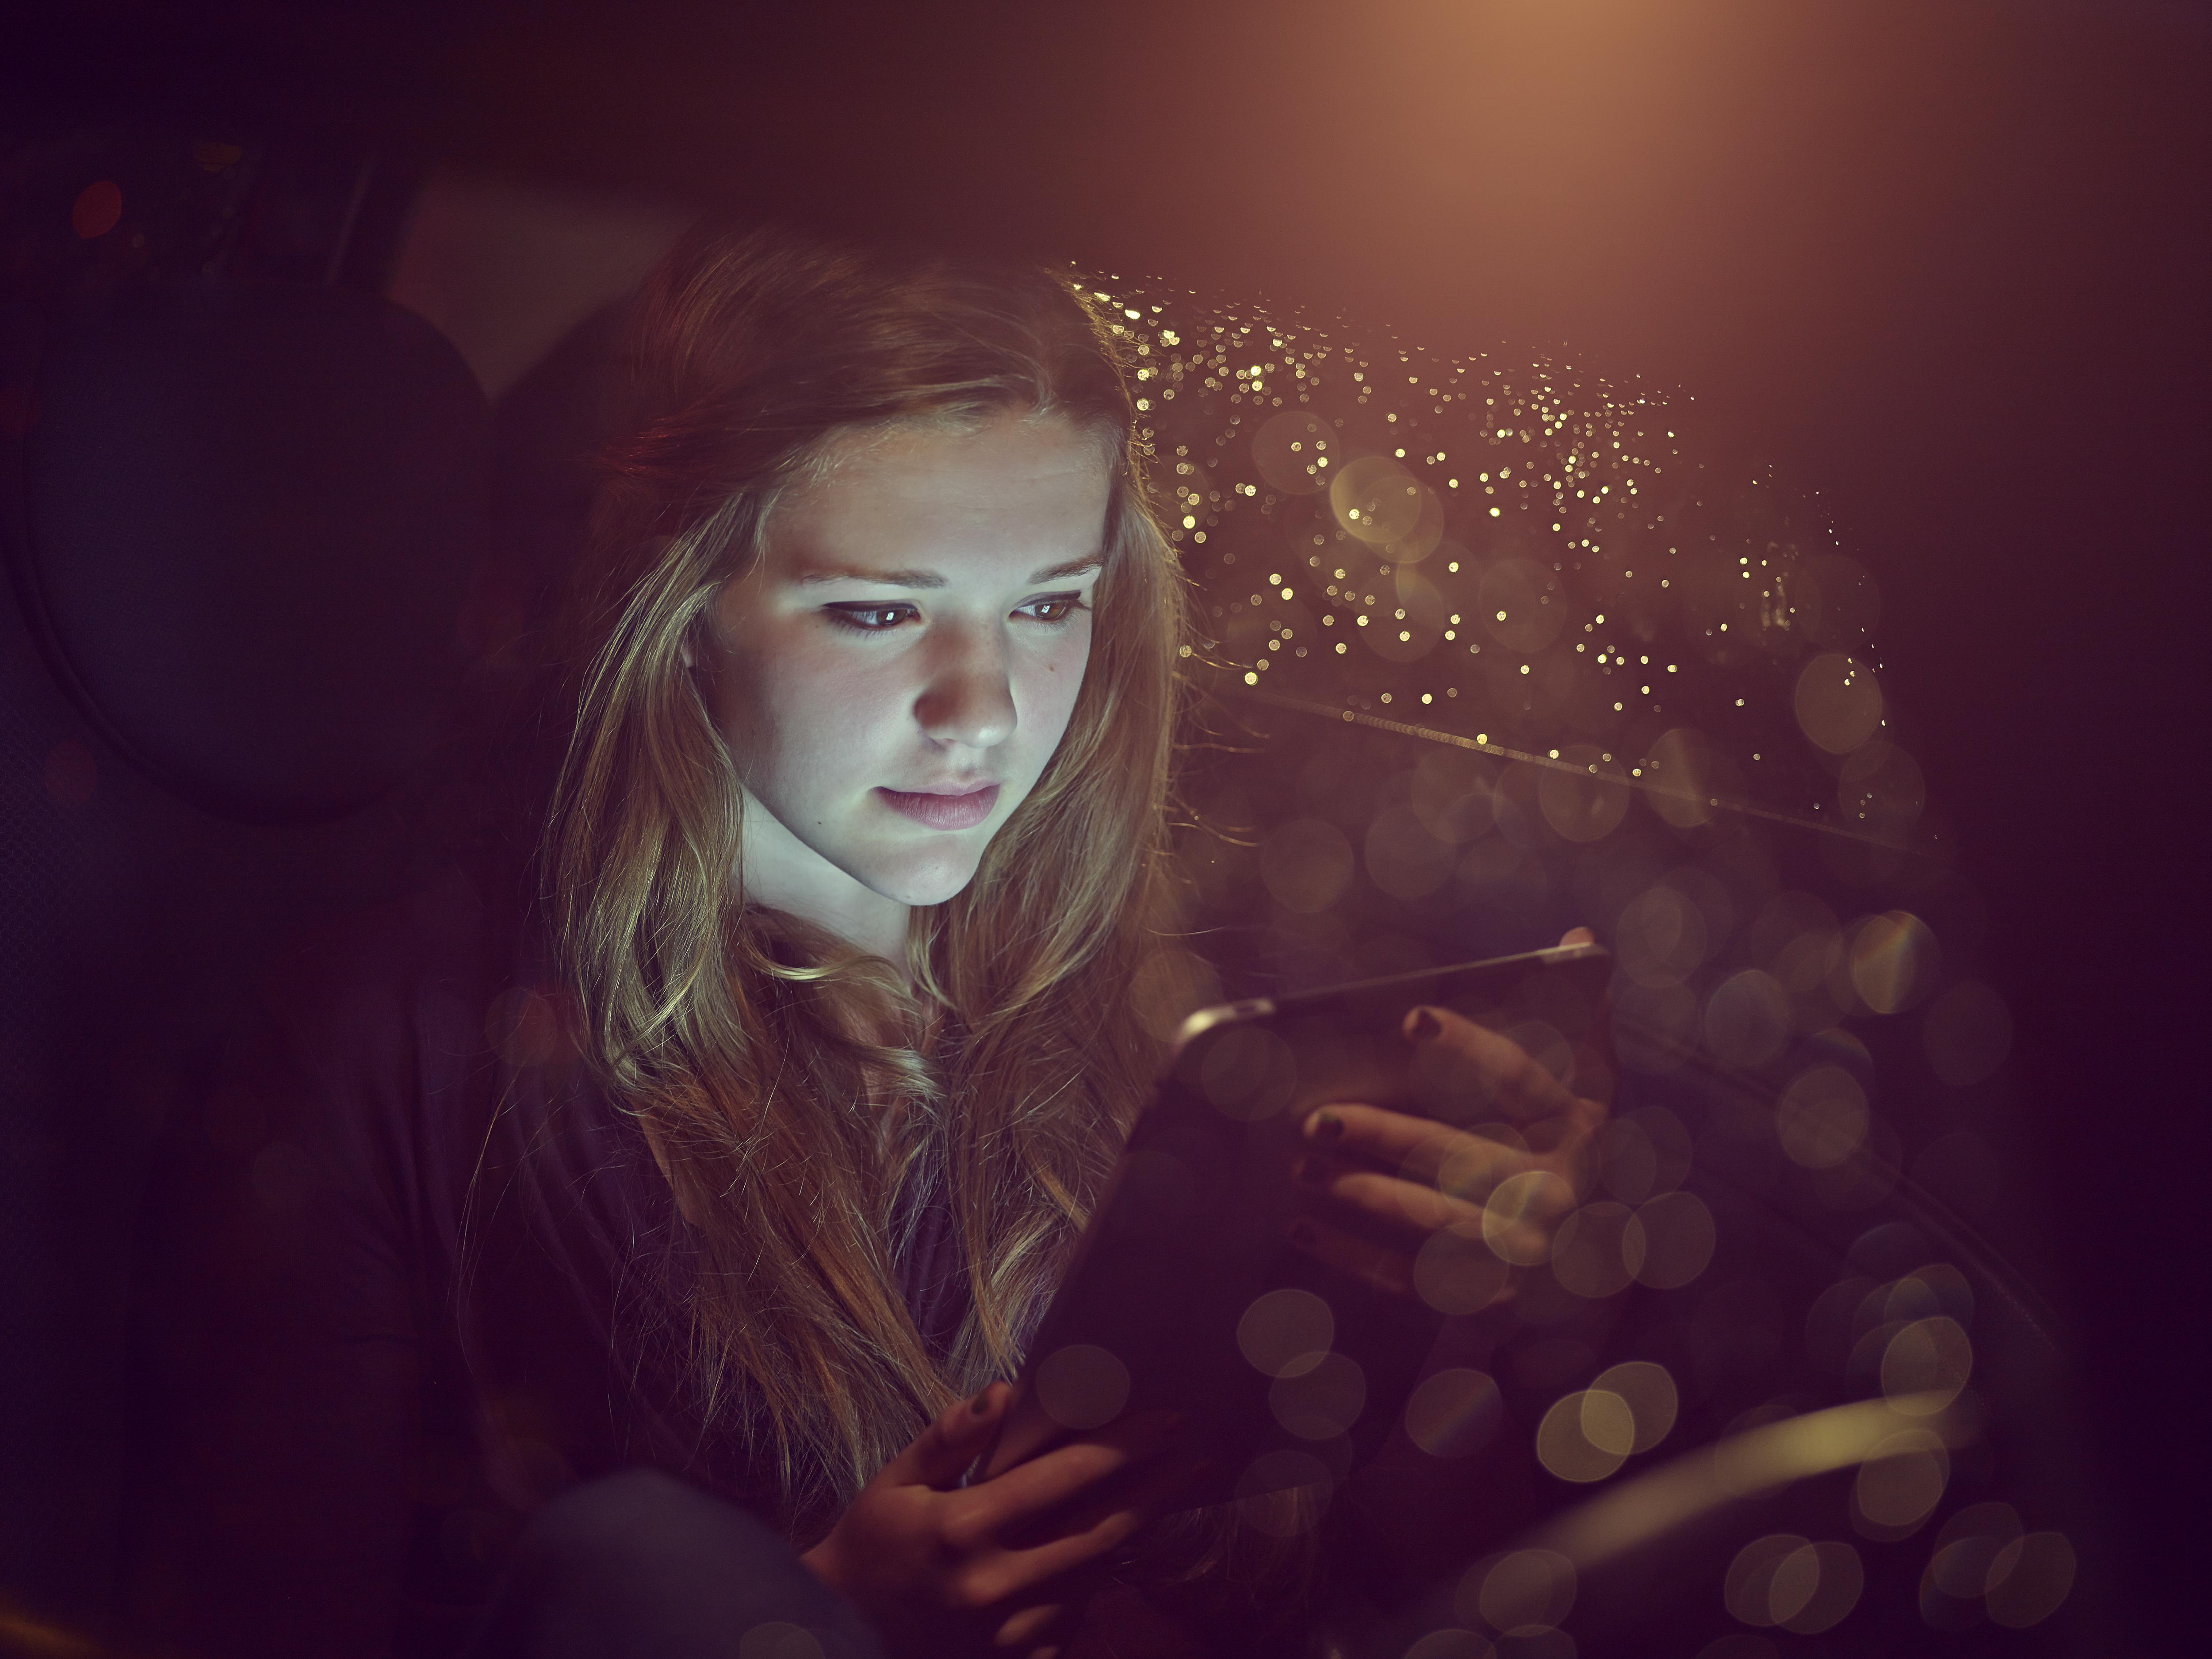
(720, 635, 883, 787)
(1021, 627, 1095, 746)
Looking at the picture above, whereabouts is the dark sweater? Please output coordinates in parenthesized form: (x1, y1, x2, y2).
(120, 865, 971, 1658)
(118, 864, 1525, 1659)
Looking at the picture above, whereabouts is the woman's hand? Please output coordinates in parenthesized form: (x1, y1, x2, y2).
(1286, 927, 1609, 1303)
(800, 1383, 1190, 1654)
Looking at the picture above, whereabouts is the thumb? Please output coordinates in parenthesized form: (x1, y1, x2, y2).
(884, 1382, 1010, 1490)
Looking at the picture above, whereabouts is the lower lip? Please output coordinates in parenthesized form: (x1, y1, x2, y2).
(876, 784, 1000, 830)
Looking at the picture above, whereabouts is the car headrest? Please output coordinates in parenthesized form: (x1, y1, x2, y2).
(6, 278, 489, 824)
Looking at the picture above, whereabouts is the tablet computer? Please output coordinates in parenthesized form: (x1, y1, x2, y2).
(976, 941, 1614, 1510)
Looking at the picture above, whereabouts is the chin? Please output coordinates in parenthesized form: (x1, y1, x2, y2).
(860, 847, 988, 909)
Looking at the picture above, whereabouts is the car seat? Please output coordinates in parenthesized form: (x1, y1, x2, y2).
(0, 147, 488, 1644)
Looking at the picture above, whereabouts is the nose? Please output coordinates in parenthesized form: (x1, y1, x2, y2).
(913, 622, 1016, 751)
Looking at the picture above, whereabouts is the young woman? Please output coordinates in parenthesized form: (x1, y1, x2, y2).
(125, 224, 1603, 1659)
(528, 223, 1209, 1649)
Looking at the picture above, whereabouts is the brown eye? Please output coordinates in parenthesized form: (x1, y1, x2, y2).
(827, 604, 916, 632)
(1017, 594, 1088, 625)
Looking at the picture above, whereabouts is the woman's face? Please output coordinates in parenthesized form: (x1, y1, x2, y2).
(696, 410, 1111, 945)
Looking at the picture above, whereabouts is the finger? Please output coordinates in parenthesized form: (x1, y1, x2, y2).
(882, 1383, 1011, 1490)
(1028, 1438, 1212, 1549)
(1430, 1131, 1535, 1202)
(1300, 1163, 1488, 1242)
(1309, 1121, 1541, 1200)
(1306, 1157, 1569, 1268)
(949, 1490, 1155, 1609)
(1560, 925, 1597, 946)
(983, 1548, 1122, 1651)
(981, 1533, 1122, 1651)
(1287, 1211, 1418, 1299)
(1000, 1487, 1155, 1582)
(1404, 1005, 1584, 1121)
(1566, 1034, 1619, 1111)
(1302, 1102, 1460, 1182)
(1424, 1157, 1580, 1270)
(950, 1410, 1185, 1537)
(991, 1598, 1069, 1650)
(1302, 1103, 1542, 1193)
(964, 1412, 1192, 1563)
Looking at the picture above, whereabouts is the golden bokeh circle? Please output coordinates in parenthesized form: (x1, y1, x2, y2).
(1852, 1429, 1950, 1536)
(1549, 1201, 1636, 1298)
(1623, 1189, 1717, 1289)
(1268, 1349, 1367, 1441)
(1033, 1342, 1130, 1431)
(1589, 1359, 1679, 1452)
(1403, 1367, 1503, 1459)
(1985, 1532, 2078, 1628)
(1880, 1315, 1973, 1412)
(1236, 1287, 1335, 1378)
(1483, 1170, 1575, 1266)
(1793, 653, 1885, 754)
(1536, 1391, 1628, 1483)
(1330, 454, 1425, 544)
(1463, 1548, 1578, 1637)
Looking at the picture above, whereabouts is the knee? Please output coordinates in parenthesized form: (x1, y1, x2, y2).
(478, 1469, 884, 1659)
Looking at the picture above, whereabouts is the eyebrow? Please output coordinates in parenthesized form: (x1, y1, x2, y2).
(795, 556, 1103, 589)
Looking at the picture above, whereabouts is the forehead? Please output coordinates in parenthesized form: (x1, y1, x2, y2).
(764, 412, 1114, 579)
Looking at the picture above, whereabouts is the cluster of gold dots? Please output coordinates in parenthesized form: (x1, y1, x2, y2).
(1092, 280, 1903, 848)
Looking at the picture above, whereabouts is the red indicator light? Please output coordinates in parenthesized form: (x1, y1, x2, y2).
(72, 181, 123, 239)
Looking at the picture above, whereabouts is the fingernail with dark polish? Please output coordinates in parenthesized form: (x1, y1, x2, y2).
(1410, 1008, 1443, 1042)
(1289, 1220, 1319, 1247)
(970, 1390, 995, 1415)
(1308, 1111, 1344, 1146)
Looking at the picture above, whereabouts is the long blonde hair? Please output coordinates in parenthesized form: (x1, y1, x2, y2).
(542, 224, 1190, 1531)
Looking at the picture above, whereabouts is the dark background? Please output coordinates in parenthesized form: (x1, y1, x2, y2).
(6, 0, 2205, 1642)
